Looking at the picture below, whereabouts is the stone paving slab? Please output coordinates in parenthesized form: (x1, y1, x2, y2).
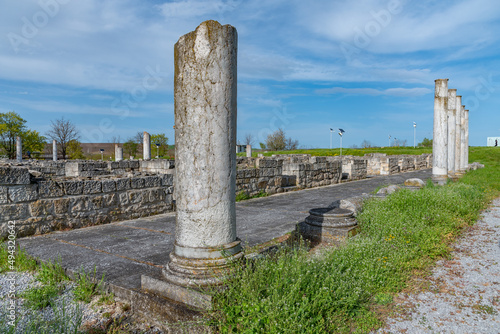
(17, 169, 431, 305)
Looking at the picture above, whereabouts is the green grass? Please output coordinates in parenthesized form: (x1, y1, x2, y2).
(0, 244, 38, 273)
(235, 191, 268, 202)
(238, 146, 432, 158)
(459, 146, 500, 198)
(210, 147, 498, 333)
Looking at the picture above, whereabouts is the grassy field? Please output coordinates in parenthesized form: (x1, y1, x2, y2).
(210, 146, 500, 333)
(238, 146, 433, 158)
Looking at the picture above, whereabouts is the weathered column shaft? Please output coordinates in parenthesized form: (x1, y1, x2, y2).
(165, 20, 241, 287)
(52, 140, 57, 161)
(143, 132, 151, 160)
(246, 144, 252, 158)
(16, 136, 22, 161)
(447, 89, 456, 177)
(432, 79, 448, 184)
(455, 96, 462, 174)
(464, 109, 469, 170)
(115, 144, 123, 162)
(460, 105, 467, 172)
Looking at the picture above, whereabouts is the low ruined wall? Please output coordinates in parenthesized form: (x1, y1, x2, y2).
(0, 166, 174, 239)
(342, 157, 367, 180)
(236, 159, 295, 196)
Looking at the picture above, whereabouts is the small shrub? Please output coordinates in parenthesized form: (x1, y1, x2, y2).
(74, 266, 105, 303)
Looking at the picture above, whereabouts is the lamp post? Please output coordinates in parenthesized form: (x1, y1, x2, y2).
(100, 149, 104, 161)
(338, 128, 345, 157)
(155, 143, 160, 158)
(330, 128, 333, 149)
(413, 122, 417, 148)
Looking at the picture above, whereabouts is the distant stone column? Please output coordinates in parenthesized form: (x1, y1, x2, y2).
(246, 144, 252, 158)
(459, 105, 467, 173)
(163, 20, 241, 290)
(447, 89, 457, 178)
(115, 144, 123, 162)
(52, 140, 57, 161)
(454, 95, 462, 175)
(143, 132, 151, 160)
(432, 79, 448, 184)
(464, 109, 469, 170)
(16, 136, 22, 162)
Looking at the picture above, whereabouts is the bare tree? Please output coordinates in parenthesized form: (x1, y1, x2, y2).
(244, 133, 254, 146)
(134, 132, 143, 144)
(46, 117, 79, 159)
(285, 137, 299, 150)
(361, 140, 372, 148)
(109, 135, 121, 144)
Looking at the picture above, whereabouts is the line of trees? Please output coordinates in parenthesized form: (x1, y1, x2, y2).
(1, 111, 171, 160)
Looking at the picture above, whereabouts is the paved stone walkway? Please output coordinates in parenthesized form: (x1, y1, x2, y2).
(18, 169, 431, 297)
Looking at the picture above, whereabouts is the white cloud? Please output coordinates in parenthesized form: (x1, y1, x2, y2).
(316, 86, 431, 97)
(157, 0, 240, 18)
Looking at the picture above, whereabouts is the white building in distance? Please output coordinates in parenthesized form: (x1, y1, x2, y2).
(487, 137, 500, 147)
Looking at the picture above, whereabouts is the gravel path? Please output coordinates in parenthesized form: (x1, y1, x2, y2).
(378, 197, 500, 333)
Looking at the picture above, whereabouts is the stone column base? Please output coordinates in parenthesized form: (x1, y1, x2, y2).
(141, 239, 243, 309)
(300, 207, 358, 246)
(432, 174, 448, 185)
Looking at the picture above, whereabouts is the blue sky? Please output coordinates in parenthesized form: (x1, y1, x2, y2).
(1, 0, 499, 148)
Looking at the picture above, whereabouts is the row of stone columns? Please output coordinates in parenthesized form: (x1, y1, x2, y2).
(432, 79, 469, 185)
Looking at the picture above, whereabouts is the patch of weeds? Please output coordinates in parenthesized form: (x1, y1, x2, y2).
(235, 191, 250, 201)
(0, 244, 38, 273)
(74, 266, 105, 303)
(37, 259, 69, 285)
(20, 284, 62, 310)
(97, 292, 115, 305)
(236, 190, 268, 202)
(472, 304, 497, 315)
(374, 293, 393, 305)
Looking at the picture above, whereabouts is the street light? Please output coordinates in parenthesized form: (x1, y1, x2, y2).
(338, 128, 345, 157)
(155, 143, 160, 158)
(413, 122, 417, 148)
(100, 149, 104, 161)
(330, 128, 333, 149)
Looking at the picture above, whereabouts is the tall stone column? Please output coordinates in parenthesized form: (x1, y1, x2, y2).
(16, 136, 22, 162)
(115, 144, 123, 162)
(447, 89, 457, 178)
(432, 79, 448, 184)
(454, 95, 462, 175)
(165, 19, 241, 286)
(142, 21, 242, 307)
(459, 105, 467, 173)
(143, 132, 151, 160)
(52, 140, 57, 161)
(246, 144, 252, 158)
(464, 109, 469, 170)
